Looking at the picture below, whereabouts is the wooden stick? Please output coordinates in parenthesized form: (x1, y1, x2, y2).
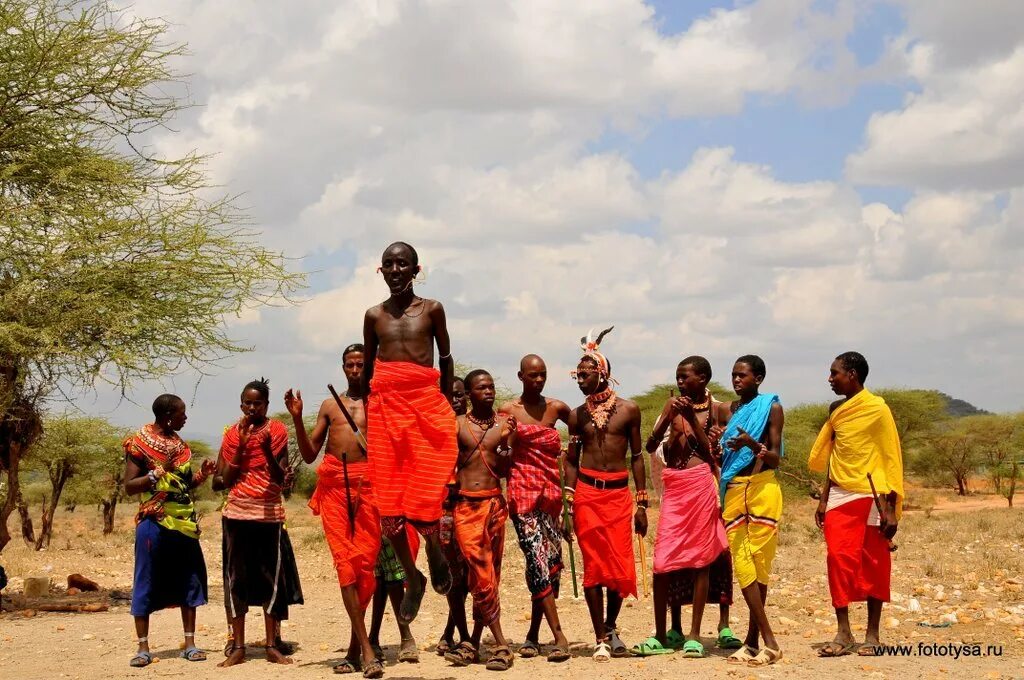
(558, 451, 580, 599)
(636, 533, 649, 598)
(326, 384, 368, 453)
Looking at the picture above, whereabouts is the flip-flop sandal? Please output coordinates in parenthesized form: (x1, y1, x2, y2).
(398, 639, 420, 663)
(727, 645, 758, 664)
(630, 637, 674, 657)
(606, 631, 629, 657)
(817, 640, 858, 657)
(716, 627, 743, 649)
(371, 644, 385, 662)
(445, 641, 479, 667)
(362, 659, 385, 679)
(486, 646, 514, 671)
(436, 639, 452, 656)
(518, 640, 541, 658)
(547, 644, 570, 663)
(748, 646, 782, 666)
(858, 643, 882, 656)
(665, 629, 686, 650)
(129, 651, 153, 668)
(333, 658, 361, 674)
(399, 570, 428, 624)
(682, 639, 705, 658)
(592, 641, 611, 663)
(180, 646, 207, 661)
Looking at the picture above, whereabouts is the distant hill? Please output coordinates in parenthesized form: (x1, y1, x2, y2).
(939, 392, 990, 417)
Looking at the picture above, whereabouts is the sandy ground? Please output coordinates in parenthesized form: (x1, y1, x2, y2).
(1, 496, 1022, 680)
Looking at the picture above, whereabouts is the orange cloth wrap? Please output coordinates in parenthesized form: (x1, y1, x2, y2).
(309, 458, 380, 609)
(453, 489, 507, 625)
(574, 469, 637, 598)
(367, 360, 458, 529)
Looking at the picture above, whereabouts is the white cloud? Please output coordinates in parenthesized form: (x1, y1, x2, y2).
(847, 11, 1024, 191)
(84, 2, 1024, 438)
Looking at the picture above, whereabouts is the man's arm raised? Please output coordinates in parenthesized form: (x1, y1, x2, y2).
(430, 300, 454, 401)
(284, 389, 328, 465)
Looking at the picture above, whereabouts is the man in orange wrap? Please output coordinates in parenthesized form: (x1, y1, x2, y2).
(443, 370, 516, 672)
(363, 242, 458, 626)
(286, 344, 391, 678)
(563, 328, 648, 662)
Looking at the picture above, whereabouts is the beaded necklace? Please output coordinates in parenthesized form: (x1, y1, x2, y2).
(585, 386, 618, 432)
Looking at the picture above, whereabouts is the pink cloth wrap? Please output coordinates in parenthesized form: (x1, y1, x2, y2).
(654, 464, 728, 574)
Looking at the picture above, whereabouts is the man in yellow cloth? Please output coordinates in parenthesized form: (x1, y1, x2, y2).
(809, 351, 903, 658)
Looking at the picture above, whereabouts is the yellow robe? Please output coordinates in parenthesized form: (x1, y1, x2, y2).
(808, 389, 904, 518)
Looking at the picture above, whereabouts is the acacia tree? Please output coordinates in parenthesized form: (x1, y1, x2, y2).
(30, 415, 120, 547)
(64, 419, 131, 534)
(929, 425, 977, 496)
(0, 1, 303, 551)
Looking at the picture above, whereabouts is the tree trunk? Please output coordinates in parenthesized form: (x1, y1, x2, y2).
(1007, 463, 1018, 508)
(35, 466, 71, 550)
(0, 440, 25, 553)
(17, 490, 34, 543)
(101, 496, 117, 535)
(955, 474, 967, 496)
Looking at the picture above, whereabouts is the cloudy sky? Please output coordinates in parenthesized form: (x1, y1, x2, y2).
(89, 0, 1024, 442)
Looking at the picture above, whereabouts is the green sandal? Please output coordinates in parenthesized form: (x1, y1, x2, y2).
(716, 627, 743, 650)
(630, 637, 674, 657)
(665, 629, 686, 650)
(682, 639, 705, 658)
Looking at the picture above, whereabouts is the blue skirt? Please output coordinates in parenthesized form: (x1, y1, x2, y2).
(131, 518, 208, 616)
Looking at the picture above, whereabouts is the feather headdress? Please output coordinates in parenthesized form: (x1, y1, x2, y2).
(578, 326, 617, 384)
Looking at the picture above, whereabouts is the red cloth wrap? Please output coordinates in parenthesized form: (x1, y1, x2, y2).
(508, 424, 562, 516)
(453, 488, 507, 625)
(654, 465, 728, 573)
(824, 497, 891, 608)
(367, 360, 458, 533)
(308, 458, 380, 609)
(573, 468, 637, 598)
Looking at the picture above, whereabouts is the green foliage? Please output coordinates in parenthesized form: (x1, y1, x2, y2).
(30, 415, 121, 493)
(0, 0, 304, 399)
(875, 389, 948, 446)
(778, 402, 829, 495)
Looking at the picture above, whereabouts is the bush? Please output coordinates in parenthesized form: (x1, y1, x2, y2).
(292, 463, 318, 499)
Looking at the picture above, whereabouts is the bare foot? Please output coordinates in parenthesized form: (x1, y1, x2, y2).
(219, 648, 246, 667)
(399, 570, 427, 624)
(265, 646, 293, 664)
(426, 540, 452, 594)
(399, 636, 419, 663)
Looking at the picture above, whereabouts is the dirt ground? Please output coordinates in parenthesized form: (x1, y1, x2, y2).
(1, 495, 1022, 679)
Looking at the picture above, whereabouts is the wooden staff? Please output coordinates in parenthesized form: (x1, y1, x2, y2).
(326, 384, 368, 454)
(636, 533, 649, 598)
(867, 472, 897, 552)
(558, 450, 580, 598)
(327, 385, 364, 536)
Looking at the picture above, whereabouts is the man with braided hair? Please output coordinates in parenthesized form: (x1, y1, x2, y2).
(563, 328, 648, 662)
